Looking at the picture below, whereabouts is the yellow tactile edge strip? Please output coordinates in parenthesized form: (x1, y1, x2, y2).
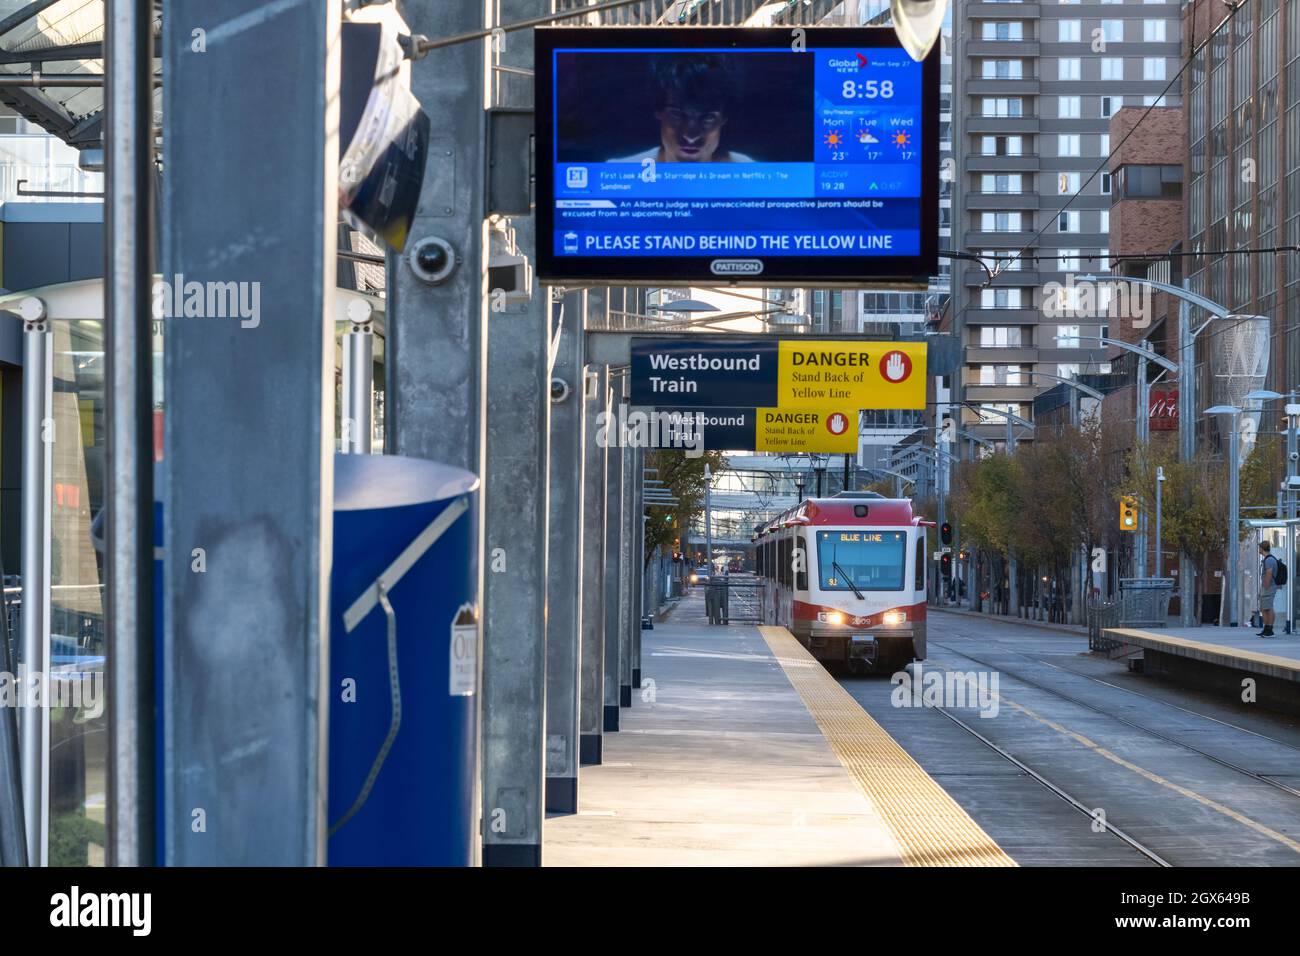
(758, 626, 1016, 867)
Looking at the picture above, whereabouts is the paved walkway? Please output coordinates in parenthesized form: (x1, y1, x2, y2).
(544, 590, 1010, 866)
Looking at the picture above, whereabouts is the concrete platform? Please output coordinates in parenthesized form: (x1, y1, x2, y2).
(1103, 626, 1300, 713)
(545, 593, 1011, 866)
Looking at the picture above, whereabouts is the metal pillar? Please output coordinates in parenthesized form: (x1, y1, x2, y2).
(1286, 395, 1297, 632)
(632, 446, 644, 691)
(388, 0, 486, 472)
(1226, 413, 1240, 627)
(19, 321, 51, 867)
(1178, 294, 1196, 625)
(704, 463, 713, 568)
(580, 359, 609, 763)
(1155, 469, 1164, 578)
(619, 409, 634, 709)
(340, 327, 374, 454)
(603, 374, 625, 731)
(544, 290, 584, 813)
(104, 0, 156, 868)
(1135, 351, 1149, 577)
(162, 0, 338, 864)
(0, 568, 25, 865)
(480, 221, 549, 866)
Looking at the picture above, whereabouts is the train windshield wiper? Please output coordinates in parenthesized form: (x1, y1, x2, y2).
(833, 560, 865, 601)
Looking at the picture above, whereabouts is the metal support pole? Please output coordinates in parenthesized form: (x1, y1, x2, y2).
(481, 229, 549, 866)
(162, 0, 338, 864)
(632, 445, 644, 691)
(340, 327, 374, 454)
(1135, 352, 1149, 577)
(0, 566, 26, 864)
(1155, 471, 1163, 578)
(1287, 395, 1297, 633)
(1178, 294, 1195, 625)
(544, 290, 584, 814)
(1227, 413, 1240, 627)
(602, 374, 624, 732)
(580, 360, 608, 763)
(704, 462, 713, 569)
(19, 321, 51, 867)
(104, 0, 155, 868)
(618, 415, 634, 709)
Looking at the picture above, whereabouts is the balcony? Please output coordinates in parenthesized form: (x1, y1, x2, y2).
(962, 267, 1041, 287)
(965, 346, 1039, 364)
(964, 307, 1041, 324)
(965, 228, 1038, 247)
(963, 383, 1041, 404)
(966, 39, 1041, 59)
(966, 2, 1040, 17)
(966, 191, 1041, 210)
(964, 115, 1041, 135)
(966, 154, 1040, 172)
(964, 78, 1040, 96)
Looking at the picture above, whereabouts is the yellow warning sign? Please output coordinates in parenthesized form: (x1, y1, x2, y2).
(776, 341, 926, 410)
(754, 407, 857, 453)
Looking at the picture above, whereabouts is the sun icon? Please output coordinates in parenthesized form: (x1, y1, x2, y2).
(892, 131, 911, 148)
(823, 130, 844, 148)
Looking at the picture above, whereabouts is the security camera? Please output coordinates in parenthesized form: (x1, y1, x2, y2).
(550, 378, 571, 404)
(407, 236, 457, 285)
(1287, 475, 1300, 490)
(1290, 451, 1299, 463)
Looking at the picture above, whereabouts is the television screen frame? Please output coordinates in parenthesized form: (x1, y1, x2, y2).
(533, 26, 940, 288)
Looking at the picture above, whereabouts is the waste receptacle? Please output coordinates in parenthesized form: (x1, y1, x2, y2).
(328, 454, 478, 866)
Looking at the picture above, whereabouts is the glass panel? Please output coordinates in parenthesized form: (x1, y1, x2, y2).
(48, 318, 107, 867)
(817, 530, 907, 591)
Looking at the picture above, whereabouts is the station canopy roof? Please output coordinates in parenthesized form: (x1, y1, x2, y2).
(0, 0, 160, 150)
(0, 0, 853, 151)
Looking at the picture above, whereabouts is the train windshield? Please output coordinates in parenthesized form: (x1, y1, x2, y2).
(816, 530, 907, 591)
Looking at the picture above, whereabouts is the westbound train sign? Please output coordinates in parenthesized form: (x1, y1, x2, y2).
(652, 407, 859, 453)
(630, 337, 926, 410)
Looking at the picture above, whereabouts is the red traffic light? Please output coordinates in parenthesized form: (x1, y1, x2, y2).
(940, 552, 953, 576)
(940, 522, 953, 545)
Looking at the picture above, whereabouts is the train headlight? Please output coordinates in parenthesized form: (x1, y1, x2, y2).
(818, 611, 845, 626)
(883, 611, 906, 626)
(689, 573, 698, 584)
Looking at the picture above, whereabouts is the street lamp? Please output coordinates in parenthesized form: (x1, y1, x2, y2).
(1155, 466, 1166, 578)
(1205, 404, 1242, 626)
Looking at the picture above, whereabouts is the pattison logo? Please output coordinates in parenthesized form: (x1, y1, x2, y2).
(710, 258, 764, 276)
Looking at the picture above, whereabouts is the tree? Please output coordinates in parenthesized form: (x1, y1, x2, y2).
(642, 449, 727, 566)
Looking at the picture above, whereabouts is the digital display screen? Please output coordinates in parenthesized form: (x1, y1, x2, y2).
(534, 27, 938, 286)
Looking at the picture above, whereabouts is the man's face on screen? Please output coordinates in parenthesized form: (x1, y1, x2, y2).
(655, 101, 726, 162)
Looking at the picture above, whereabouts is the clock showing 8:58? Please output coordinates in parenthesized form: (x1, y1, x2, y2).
(841, 79, 895, 99)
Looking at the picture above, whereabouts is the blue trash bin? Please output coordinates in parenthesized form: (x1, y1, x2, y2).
(328, 454, 478, 866)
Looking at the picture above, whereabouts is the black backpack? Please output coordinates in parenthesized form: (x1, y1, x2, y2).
(1274, 558, 1288, 587)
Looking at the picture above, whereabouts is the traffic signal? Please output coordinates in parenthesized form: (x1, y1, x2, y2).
(940, 521, 953, 546)
(1119, 495, 1138, 532)
(940, 552, 953, 578)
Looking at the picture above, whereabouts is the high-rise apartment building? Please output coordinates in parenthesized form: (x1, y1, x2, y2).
(952, 0, 1183, 449)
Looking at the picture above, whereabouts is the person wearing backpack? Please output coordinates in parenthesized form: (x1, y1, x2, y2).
(1257, 541, 1285, 637)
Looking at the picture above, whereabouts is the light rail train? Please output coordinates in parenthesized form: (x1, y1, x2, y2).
(753, 493, 929, 674)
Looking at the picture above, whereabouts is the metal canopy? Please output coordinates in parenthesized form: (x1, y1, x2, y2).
(0, 0, 161, 148)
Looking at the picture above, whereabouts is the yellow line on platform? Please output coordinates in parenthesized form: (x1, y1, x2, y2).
(758, 626, 1015, 867)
